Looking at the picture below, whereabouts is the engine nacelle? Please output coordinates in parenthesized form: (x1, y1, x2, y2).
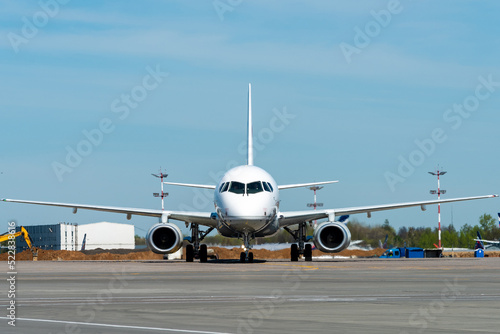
(313, 221, 351, 253)
(146, 223, 183, 254)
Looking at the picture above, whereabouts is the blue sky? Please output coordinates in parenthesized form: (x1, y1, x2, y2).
(1, 0, 499, 238)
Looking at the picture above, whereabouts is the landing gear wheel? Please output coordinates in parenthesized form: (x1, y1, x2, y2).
(186, 244, 194, 262)
(291, 244, 299, 262)
(248, 252, 254, 263)
(304, 244, 312, 262)
(240, 252, 246, 263)
(199, 244, 208, 263)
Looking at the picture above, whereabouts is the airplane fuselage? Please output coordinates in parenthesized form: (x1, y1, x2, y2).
(214, 165, 280, 238)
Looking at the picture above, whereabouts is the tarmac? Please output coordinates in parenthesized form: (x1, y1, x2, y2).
(1, 258, 500, 334)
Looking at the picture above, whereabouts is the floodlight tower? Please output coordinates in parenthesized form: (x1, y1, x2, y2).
(152, 169, 169, 211)
(307, 186, 324, 228)
(429, 169, 446, 249)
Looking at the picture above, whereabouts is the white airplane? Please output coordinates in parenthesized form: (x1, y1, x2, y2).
(475, 238, 500, 247)
(2, 84, 498, 262)
(474, 232, 500, 249)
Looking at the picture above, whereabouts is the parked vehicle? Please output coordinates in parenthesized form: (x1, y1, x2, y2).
(380, 247, 424, 259)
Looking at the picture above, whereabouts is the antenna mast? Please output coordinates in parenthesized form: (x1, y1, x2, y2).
(429, 167, 447, 249)
(307, 186, 324, 228)
(152, 168, 169, 211)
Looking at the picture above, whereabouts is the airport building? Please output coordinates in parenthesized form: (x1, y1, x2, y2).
(78, 222, 135, 250)
(15, 222, 134, 253)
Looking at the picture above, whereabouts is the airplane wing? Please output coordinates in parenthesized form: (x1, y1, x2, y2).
(163, 182, 216, 189)
(278, 194, 498, 227)
(4, 194, 498, 229)
(1, 198, 216, 227)
(473, 239, 500, 244)
(278, 181, 338, 190)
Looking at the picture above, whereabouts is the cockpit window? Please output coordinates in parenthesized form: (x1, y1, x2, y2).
(228, 181, 245, 194)
(219, 182, 229, 193)
(266, 182, 274, 192)
(262, 182, 271, 192)
(225, 181, 272, 195)
(247, 181, 263, 194)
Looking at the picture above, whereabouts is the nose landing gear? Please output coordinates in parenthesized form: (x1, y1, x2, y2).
(239, 232, 254, 263)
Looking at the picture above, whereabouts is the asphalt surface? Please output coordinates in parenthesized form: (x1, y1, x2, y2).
(1, 258, 500, 334)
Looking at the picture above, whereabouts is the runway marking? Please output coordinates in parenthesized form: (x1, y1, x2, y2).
(263, 263, 319, 270)
(0, 317, 233, 334)
(4, 292, 499, 308)
(0, 295, 282, 307)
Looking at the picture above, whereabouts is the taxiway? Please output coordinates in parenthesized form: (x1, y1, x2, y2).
(1, 258, 499, 333)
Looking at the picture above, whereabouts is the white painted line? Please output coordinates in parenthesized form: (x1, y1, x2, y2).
(0, 317, 233, 334)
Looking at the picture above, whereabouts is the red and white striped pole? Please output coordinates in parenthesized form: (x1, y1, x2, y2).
(437, 170, 441, 249)
(160, 173, 165, 211)
(307, 186, 324, 228)
(152, 169, 169, 211)
(429, 169, 446, 249)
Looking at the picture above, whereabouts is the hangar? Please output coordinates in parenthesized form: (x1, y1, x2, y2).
(15, 222, 134, 253)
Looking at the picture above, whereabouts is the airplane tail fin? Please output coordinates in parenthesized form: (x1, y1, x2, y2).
(378, 234, 388, 249)
(475, 231, 484, 250)
(498, 213, 500, 229)
(81, 233, 87, 251)
(247, 83, 254, 166)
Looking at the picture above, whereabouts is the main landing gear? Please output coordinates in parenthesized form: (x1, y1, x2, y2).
(185, 223, 213, 263)
(284, 222, 312, 262)
(239, 232, 254, 263)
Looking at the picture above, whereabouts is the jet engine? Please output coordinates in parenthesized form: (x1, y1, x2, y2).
(313, 221, 351, 253)
(146, 223, 183, 254)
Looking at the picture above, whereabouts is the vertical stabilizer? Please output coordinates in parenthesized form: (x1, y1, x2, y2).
(247, 83, 254, 166)
(475, 231, 484, 250)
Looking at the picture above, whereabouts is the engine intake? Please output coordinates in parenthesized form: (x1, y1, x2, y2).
(313, 221, 351, 253)
(146, 223, 183, 254)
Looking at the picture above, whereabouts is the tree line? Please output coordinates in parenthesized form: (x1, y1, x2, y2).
(347, 213, 499, 249)
(202, 213, 499, 249)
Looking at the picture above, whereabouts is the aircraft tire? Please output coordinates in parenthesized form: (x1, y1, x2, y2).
(240, 252, 246, 263)
(248, 252, 254, 263)
(304, 244, 312, 261)
(291, 244, 299, 261)
(199, 244, 208, 263)
(186, 244, 194, 262)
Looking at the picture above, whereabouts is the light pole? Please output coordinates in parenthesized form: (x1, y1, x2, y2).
(429, 170, 446, 249)
(152, 169, 169, 211)
(307, 186, 323, 228)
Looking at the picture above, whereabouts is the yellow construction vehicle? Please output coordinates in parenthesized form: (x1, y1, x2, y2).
(0, 226, 38, 260)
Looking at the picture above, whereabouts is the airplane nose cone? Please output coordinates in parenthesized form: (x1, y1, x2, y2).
(219, 194, 273, 218)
